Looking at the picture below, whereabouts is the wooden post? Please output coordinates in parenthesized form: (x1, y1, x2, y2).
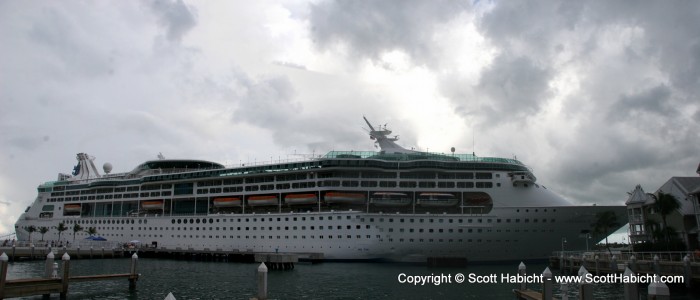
(90, 246, 93, 259)
(594, 255, 599, 276)
(258, 262, 268, 300)
(45, 251, 55, 277)
(518, 262, 527, 291)
(31, 244, 35, 260)
(610, 255, 618, 273)
(77, 246, 80, 259)
(653, 255, 660, 275)
(560, 282, 569, 300)
(647, 274, 670, 300)
(628, 255, 636, 273)
(577, 266, 592, 300)
(129, 253, 138, 290)
(60, 252, 71, 300)
(542, 267, 553, 300)
(684, 255, 692, 288)
(11, 245, 16, 262)
(43, 251, 56, 299)
(560, 253, 565, 274)
(569, 255, 574, 274)
(101, 247, 105, 259)
(623, 267, 639, 300)
(1, 252, 9, 300)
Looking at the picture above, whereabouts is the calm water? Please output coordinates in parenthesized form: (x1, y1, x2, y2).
(4, 258, 699, 299)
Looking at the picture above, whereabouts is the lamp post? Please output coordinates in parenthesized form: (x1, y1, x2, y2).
(585, 233, 591, 251)
(562, 237, 567, 255)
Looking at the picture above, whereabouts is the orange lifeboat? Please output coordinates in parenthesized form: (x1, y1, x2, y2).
(247, 195, 279, 206)
(64, 204, 81, 213)
(284, 194, 318, 205)
(324, 192, 365, 204)
(213, 197, 242, 207)
(141, 200, 164, 210)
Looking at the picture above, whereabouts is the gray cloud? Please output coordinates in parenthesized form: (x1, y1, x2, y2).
(309, 0, 467, 65)
(607, 84, 676, 122)
(475, 54, 551, 125)
(149, 0, 197, 42)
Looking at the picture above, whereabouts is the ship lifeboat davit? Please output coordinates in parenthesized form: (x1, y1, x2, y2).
(324, 192, 365, 204)
(247, 195, 279, 206)
(213, 197, 242, 207)
(417, 193, 458, 207)
(141, 200, 164, 210)
(285, 194, 318, 205)
(64, 204, 81, 213)
(370, 192, 411, 206)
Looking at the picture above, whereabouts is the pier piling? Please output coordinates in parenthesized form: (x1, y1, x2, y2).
(129, 253, 138, 290)
(684, 255, 692, 288)
(542, 267, 552, 300)
(518, 262, 527, 291)
(1, 253, 8, 299)
(60, 253, 70, 300)
(623, 267, 638, 300)
(577, 266, 592, 300)
(257, 262, 268, 300)
(648, 274, 669, 300)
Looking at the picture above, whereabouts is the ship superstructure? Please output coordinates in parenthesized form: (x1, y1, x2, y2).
(14, 118, 626, 262)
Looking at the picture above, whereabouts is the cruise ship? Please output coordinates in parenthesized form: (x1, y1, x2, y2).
(14, 117, 627, 262)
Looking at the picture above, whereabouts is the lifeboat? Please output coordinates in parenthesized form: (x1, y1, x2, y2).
(285, 194, 318, 205)
(247, 195, 279, 206)
(464, 197, 492, 206)
(417, 193, 458, 207)
(370, 192, 411, 206)
(64, 204, 81, 213)
(141, 200, 164, 210)
(213, 197, 242, 207)
(324, 192, 365, 204)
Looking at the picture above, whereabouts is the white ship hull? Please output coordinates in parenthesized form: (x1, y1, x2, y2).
(13, 119, 628, 263)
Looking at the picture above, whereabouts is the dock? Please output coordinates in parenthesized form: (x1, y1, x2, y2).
(550, 250, 700, 282)
(0, 251, 139, 300)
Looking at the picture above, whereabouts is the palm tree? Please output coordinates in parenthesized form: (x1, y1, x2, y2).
(72, 223, 83, 242)
(57, 222, 68, 241)
(27, 225, 37, 243)
(86, 227, 97, 237)
(649, 191, 680, 246)
(39, 226, 49, 241)
(593, 211, 620, 253)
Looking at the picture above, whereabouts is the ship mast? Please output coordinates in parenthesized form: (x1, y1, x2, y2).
(363, 116, 414, 154)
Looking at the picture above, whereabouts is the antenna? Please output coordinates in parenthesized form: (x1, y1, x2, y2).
(472, 125, 475, 156)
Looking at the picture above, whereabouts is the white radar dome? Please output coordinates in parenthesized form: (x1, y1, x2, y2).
(103, 162, 113, 174)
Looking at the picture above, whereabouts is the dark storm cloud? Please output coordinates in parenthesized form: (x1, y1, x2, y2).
(475, 54, 551, 124)
(309, 0, 467, 64)
(149, 0, 197, 42)
(607, 84, 676, 122)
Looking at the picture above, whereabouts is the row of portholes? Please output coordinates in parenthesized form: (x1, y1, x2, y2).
(172, 218, 215, 224)
(63, 219, 145, 225)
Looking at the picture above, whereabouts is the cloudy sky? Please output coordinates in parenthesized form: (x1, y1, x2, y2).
(1, 0, 698, 236)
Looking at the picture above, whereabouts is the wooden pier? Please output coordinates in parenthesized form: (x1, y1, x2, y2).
(549, 251, 700, 283)
(0, 251, 139, 300)
(0, 245, 122, 261)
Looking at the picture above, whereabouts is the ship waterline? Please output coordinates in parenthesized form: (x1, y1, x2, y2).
(14, 118, 627, 262)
